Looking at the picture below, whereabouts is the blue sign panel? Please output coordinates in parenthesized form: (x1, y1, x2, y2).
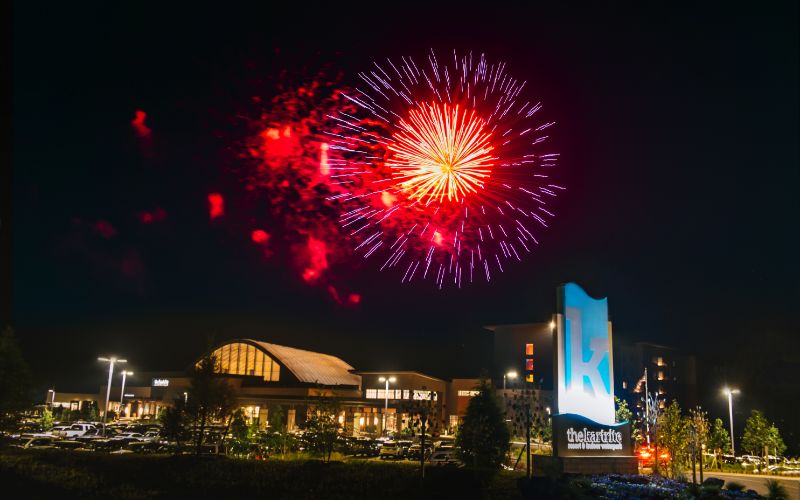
(556, 283, 615, 425)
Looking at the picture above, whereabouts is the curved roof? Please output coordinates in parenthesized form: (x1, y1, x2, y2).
(245, 340, 361, 387)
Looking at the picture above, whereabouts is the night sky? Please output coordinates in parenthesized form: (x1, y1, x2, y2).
(9, 4, 799, 449)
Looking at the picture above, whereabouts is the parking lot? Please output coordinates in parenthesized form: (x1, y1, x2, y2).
(3, 421, 466, 467)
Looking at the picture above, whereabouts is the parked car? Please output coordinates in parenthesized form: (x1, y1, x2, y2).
(111, 432, 147, 442)
(428, 450, 462, 467)
(54, 423, 97, 438)
(406, 443, 432, 461)
(50, 425, 71, 436)
(54, 440, 85, 451)
(350, 438, 380, 457)
(379, 441, 404, 459)
(142, 430, 160, 442)
(15, 437, 57, 450)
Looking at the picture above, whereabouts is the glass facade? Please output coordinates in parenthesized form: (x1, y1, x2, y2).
(365, 389, 410, 400)
(208, 342, 281, 381)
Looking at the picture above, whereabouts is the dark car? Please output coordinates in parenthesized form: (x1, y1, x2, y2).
(351, 438, 380, 457)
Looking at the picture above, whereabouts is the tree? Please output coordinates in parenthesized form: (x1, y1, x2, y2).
(615, 396, 633, 423)
(456, 378, 510, 474)
(644, 392, 662, 474)
(615, 396, 643, 446)
(267, 405, 288, 457)
(767, 425, 787, 460)
(742, 410, 772, 470)
(159, 398, 190, 453)
(186, 352, 236, 455)
(0, 327, 32, 430)
(688, 407, 710, 483)
(227, 408, 251, 457)
(401, 388, 442, 478)
(506, 384, 550, 477)
(39, 408, 54, 431)
(657, 400, 689, 478)
(304, 388, 342, 462)
(230, 408, 249, 441)
(707, 418, 731, 469)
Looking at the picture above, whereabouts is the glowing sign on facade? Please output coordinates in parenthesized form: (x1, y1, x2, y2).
(555, 283, 615, 426)
(151, 378, 169, 387)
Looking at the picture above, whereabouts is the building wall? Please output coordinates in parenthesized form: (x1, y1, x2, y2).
(488, 322, 556, 391)
(615, 341, 698, 415)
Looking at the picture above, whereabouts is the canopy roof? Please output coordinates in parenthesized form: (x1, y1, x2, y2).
(244, 340, 361, 387)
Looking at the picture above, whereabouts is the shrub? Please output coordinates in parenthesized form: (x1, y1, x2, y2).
(725, 481, 745, 491)
(766, 479, 787, 500)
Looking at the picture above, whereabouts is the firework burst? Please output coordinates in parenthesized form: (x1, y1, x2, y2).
(327, 50, 563, 288)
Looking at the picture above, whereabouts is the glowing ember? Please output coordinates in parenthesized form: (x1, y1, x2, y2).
(94, 220, 117, 239)
(389, 102, 494, 205)
(131, 110, 151, 137)
(251, 229, 270, 244)
(207, 193, 224, 220)
(139, 207, 166, 224)
(301, 236, 329, 283)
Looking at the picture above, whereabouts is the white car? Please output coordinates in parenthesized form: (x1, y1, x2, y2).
(379, 441, 403, 459)
(16, 437, 57, 449)
(142, 431, 160, 442)
(110, 432, 146, 442)
(54, 423, 97, 438)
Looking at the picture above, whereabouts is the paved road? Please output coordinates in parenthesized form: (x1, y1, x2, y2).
(703, 471, 800, 500)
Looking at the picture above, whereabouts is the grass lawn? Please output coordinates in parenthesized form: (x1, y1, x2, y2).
(0, 448, 524, 499)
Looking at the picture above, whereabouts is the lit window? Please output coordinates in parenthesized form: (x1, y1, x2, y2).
(526, 359, 534, 371)
(622, 381, 627, 389)
(205, 343, 280, 381)
(449, 415, 459, 429)
(366, 389, 377, 399)
(526, 344, 534, 356)
(657, 371, 665, 381)
(403, 390, 410, 399)
(413, 390, 437, 401)
(526, 374, 533, 383)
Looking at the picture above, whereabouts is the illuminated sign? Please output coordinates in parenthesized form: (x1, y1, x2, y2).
(123, 393, 135, 398)
(151, 378, 169, 387)
(552, 413, 632, 457)
(457, 390, 480, 397)
(551, 283, 633, 460)
(556, 283, 615, 425)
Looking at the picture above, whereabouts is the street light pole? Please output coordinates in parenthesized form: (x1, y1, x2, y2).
(98, 357, 126, 434)
(724, 388, 740, 455)
(503, 370, 518, 391)
(119, 371, 133, 417)
(378, 376, 396, 435)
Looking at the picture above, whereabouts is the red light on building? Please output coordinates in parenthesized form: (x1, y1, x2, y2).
(526, 359, 534, 371)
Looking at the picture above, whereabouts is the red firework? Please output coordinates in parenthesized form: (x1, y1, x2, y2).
(327, 50, 563, 288)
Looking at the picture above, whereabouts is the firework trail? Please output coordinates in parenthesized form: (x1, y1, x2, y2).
(326, 50, 563, 288)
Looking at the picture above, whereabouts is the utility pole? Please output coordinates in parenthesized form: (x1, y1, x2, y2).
(644, 367, 650, 443)
(98, 357, 126, 435)
(525, 385, 532, 479)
